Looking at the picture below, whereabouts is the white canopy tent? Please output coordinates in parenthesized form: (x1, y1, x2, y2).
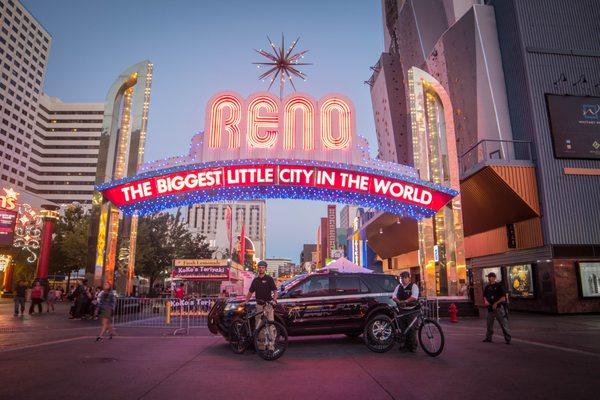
(319, 257, 374, 274)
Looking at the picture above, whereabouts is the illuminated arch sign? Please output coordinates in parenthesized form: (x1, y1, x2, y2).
(97, 92, 458, 219)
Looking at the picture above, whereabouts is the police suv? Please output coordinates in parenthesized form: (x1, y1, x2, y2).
(208, 271, 399, 339)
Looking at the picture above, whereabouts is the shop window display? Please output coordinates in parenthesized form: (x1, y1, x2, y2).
(577, 262, 600, 298)
(505, 264, 534, 298)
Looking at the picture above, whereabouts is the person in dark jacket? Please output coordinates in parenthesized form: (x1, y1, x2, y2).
(483, 272, 511, 344)
(73, 279, 91, 319)
(96, 282, 117, 341)
(13, 280, 27, 316)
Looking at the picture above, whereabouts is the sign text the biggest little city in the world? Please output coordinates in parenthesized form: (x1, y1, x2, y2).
(106, 164, 444, 210)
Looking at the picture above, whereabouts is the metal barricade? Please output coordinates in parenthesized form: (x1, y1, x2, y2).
(423, 298, 440, 321)
(112, 297, 218, 334)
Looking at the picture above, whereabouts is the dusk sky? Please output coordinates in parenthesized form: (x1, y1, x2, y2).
(22, 0, 384, 262)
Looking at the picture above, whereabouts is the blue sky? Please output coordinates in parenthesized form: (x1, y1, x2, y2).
(23, 0, 384, 262)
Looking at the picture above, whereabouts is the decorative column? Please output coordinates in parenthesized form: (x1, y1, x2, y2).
(408, 67, 466, 297)
(36, 206, 60, 281)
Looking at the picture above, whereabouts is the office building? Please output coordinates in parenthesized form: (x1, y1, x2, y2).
(0, 0, 51, 189)
(26, 94, 103, 205)
(300, 243, 316, 264)
(316, 217, 328, 268)
(264, 257, 293, 279)
(183, 200, 266, 261)
(339, 205, 358, 232)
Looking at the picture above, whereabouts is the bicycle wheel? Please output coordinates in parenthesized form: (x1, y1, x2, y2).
(363, 315, 395, 353)
(418, 318, 444, 357)
(229, 319, 250, 354)
(254, 321, 288, 361)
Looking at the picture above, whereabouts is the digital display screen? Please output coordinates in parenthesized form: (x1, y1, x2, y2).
(546, 94, 600, 159)
(0, 209, 17, 247)
(577, 262, 600, 298)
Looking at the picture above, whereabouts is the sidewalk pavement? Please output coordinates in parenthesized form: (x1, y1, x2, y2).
(1, 299, 599, 400)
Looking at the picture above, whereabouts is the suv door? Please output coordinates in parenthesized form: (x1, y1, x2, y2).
(280, 275, 333, 334)
(330, 275, 371, 332)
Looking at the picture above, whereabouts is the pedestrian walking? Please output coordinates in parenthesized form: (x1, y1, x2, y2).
(483, 272, 511, 344)
(13, 280, 27, 316)
(96, 282, 117, 342)
(29, 281, 44, 314)
(46, 286, 57, 312)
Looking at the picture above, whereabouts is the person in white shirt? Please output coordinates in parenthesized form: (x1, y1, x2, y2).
(392, 271, 420, 352)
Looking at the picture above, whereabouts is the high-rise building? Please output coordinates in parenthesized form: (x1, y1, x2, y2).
(300, 243, 316, 264)
(339, 205, 359, 232)
(316, 217, 328, 268)
(365, 0, 600, 312)
(26, 94, 103, 205)
(0, 0, 51, 189)
(327, 204, 337, 256)
(182, 200, 266, 261)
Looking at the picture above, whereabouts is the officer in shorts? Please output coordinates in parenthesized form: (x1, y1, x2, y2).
(243, 260, 278, 350)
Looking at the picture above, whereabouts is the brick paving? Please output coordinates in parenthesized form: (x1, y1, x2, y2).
(1, 299, 598, 400)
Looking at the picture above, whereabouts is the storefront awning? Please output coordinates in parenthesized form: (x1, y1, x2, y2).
(460, 165, 540, 236)
(363, 212, 418, 259)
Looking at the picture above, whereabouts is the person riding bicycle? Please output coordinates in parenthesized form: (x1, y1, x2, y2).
(392, 271, 420, 352)
(243, 260, 278, 350)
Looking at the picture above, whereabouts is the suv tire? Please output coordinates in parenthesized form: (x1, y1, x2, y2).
(363, 314, 395, 353)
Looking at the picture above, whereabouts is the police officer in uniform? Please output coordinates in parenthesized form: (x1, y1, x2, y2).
(243, 260, 278, 350)
(483, 272, 511, 344)
(393, 271, 420, 352)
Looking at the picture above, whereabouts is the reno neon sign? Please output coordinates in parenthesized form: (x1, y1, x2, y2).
(97, 91, 459, 220)
(201, 92, 355, 164)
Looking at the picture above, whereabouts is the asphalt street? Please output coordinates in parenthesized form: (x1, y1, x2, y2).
(1, 301, 599, 400)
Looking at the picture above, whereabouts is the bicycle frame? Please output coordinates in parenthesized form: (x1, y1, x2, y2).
(392, 308, 423, 338)
(239, 309, 267, 338)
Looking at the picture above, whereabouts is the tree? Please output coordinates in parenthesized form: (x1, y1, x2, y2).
(49, 204, 90, 278)
(135, 211, 213, 290)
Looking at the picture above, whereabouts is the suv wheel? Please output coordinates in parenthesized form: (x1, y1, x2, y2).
(364, 315, 395, 353)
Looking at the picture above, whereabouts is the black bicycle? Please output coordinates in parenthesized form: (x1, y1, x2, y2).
(228, 300, 289, 361)
(364, 298, 444, 357)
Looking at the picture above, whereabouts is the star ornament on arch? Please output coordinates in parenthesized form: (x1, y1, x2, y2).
(253, 34, 313, 98)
